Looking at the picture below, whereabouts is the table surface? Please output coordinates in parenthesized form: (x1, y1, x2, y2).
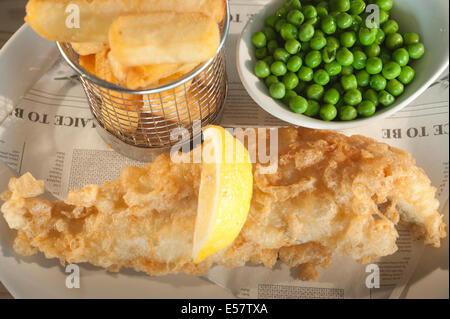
(0, 0, 448, 300)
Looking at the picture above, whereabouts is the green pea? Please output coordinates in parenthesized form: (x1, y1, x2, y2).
(340, 105, 358, 120)
(317, 6, 329, 18)
(255, 47, 268, 59)
(376, 0, 393, 11)
(366, 57, 383, 74)
(284, 0, 302, 10)
(382, 61, 401, 80)
(403, 32, 420, 45)
(254, 60, 270, 78)
(262, 55, 274, 65)
(317, 2, 329, 10)
(378, 90, 395, 106)
(320, 104, 338, 121)
(282, 72, 300, 90)
(289, 95, 308, 113)
(306, 84, 325, 100)
(325, 61, 342, 75)
(386, 79, 404, 96)
(327, 36, 341, 50)
(359, 27, 377, 46)
(340, 31, 357, 48)
(343, 88, 362, 105)
(350, 14, 363, 32)
(364, 89, 379, 106)
(376, 29, 386, 45)
(370, 74, 387, 91)
(276, 7, 288, 18)
(382, 20, 399, 35)
(331, 0, 351, 12)
(392, 48, 409, 66)
(256, 0, 424, 116)
(336, 97, 346, 109)
(265, 75, 279, 87)
(267, 40, 278, 54)
(274, 48, 290, 63)
(357, 101, 376, 117)
(329, 75, 339, 83)
(385, 33, 404, 50)
(275, 19, 287, 32)
(269, 82, 286, 99)
(262, 54, 274, 66)
(298, 66, 314, 82)
(287, 55, 303, 72)
(286, 9, 305, 26)
(408, 43, 425, 59)
(324, 88, 341, 104)
(285, 39, 301, 54)
(379, 9, 389, 24)
(398, 65, 415, 85)
(262, 27, 277, 41)
(271, 61, 287, 76)
(265, 15, 279, 28)
(333, 82, 345, 94)
(336, 12, 353, 29)
(336, 47, 354, 66)
(283, 89, 298, 105)
(313, 69, 331, 85)
(294, 80, 307, 94)
(303, 5, 318, 19)
(305, 100, 321, 117)
(252, 32, 267, 48)
(350, 0, 366, 15)
(341, 74, 358, 90)
(341, 65, 354, 76)
(352, 50, 367, 70)
(301, 41, 310, 52)
(321, 16, 337, 35)
(365, 43, 381, 57)
(356, 70, 370, 87)
(322, 47, 337, 63)
(315, 30, 325, 38)
(310, 35, 328, 50)
(329, 10, 339, 18)
(305, 50, 323, 68)
(299, 23, 315, 41)
(281, 23, 298, 40)
(380, 48, 391, 64)
(305, 17, 320, 28)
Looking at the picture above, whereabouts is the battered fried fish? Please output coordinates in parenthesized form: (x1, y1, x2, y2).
(0, 128, 446, 279)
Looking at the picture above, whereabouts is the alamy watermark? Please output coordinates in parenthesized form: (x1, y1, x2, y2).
(65, 264, 80, 289)
(65, 4, 80, 29)
(365, 264, 380, 289)
(170, 121, 279, 174)
(366, 4, 380, 29)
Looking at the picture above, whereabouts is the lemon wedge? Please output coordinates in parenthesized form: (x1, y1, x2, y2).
(192, 125, 253, 263)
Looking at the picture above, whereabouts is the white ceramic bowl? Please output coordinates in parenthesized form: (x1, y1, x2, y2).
(237, 0, 449, 129)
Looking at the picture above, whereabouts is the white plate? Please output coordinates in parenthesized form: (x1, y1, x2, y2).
(0, 25, 234, 299)
(237, 0, 449, 129)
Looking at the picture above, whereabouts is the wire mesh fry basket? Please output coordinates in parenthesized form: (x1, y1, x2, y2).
(57, 5, 230, 162)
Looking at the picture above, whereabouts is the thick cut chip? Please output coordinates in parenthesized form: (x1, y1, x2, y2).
(25, 0, 226, 42)
(108, 51, 198, 90)
(79, 54, 96, 75)
(94, 49, 142, 132)
(109, 12, 220, 66)
(71, 42, 109, 56)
